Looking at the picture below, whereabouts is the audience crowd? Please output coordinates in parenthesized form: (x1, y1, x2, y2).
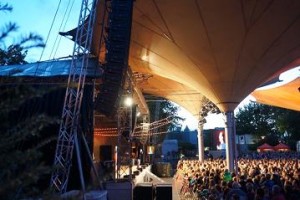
(175, 152, 300, 200)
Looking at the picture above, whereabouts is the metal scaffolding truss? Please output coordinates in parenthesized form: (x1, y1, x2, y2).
(116, 100, 133, 179)
(50, 0, 99, 193)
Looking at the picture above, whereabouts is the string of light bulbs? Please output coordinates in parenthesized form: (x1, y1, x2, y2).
(94, 116, 174, 137)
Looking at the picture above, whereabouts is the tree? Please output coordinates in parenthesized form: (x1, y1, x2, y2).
(0, 3, 44, 65)
(235, 102, 277, 138)
(0, 84, 59, 199)
(274, 108, 300, 148)
(235, 101, 300, 149)
(0, 3, 57, 199)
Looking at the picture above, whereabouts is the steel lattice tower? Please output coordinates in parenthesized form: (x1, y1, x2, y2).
(50, 0, 99, 193)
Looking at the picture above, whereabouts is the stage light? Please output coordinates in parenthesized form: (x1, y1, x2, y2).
(124, 96, 133, 107)
(147, 145, 155, 155)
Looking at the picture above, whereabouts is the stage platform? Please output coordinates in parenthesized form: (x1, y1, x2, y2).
(104, 164, 181, 200)
(134, 164, 181, 200)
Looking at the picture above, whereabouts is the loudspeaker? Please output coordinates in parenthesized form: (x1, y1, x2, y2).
(95, 73, 123, 117)
(99, 145, 112, 161)
(134, 183, 153, 200)
(155, 184, 172, 200)
(95, 0, 133, 117)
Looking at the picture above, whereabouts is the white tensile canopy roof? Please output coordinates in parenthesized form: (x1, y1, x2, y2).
(90, 0, 300, 117)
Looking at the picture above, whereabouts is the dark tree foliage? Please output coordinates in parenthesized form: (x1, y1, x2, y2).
(0, 84, 59, 199)
(0, 3, 57, 199)
(0, 3, 44, 65)
(0, 3, 12, 12)
(235, 101, 300, 149)
(274, 108, 300, 148)
(236, 102, 277, 137)
(0, 44, 27, 65)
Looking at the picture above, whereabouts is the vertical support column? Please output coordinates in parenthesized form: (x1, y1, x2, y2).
(197, 122, 204, 162)
(233, 118, 238, 174)
(224, 111, 235, 172)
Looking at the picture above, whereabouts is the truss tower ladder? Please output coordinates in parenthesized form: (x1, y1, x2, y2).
(50, 0, 98, 193)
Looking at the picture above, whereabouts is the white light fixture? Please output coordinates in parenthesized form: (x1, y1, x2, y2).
(124, 96, 133, 107)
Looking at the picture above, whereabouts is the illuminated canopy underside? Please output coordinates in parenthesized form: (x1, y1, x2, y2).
(252, 77, 300, 111)
(91, 0, 300, 116)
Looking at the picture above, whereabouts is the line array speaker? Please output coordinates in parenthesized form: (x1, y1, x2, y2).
(95, 0, 134, 117)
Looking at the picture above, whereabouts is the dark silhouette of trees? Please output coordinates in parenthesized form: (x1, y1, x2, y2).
(235, 101, 300, 149)
(0, 3, 44, 65)
(0, 3, 58, 199)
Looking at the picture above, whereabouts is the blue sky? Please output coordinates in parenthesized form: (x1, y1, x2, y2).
(2, 0, 82, 62)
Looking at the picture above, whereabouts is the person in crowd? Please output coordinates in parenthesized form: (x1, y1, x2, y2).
(225, 181, 247, 200)
(175, 152, 300, 200)
(271, 185, 285, 200)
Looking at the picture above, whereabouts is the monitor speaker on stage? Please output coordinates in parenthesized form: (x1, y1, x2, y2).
(134, 183, 153, 200)
(155, 184, 172, 200)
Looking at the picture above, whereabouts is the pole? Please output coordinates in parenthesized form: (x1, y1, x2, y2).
(233, 118, 238, 175)
(74, 133, 86, 196)
(224, 111, 235, 172)
(80, 132, 102, 189)
(197, 122, 204, 162)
